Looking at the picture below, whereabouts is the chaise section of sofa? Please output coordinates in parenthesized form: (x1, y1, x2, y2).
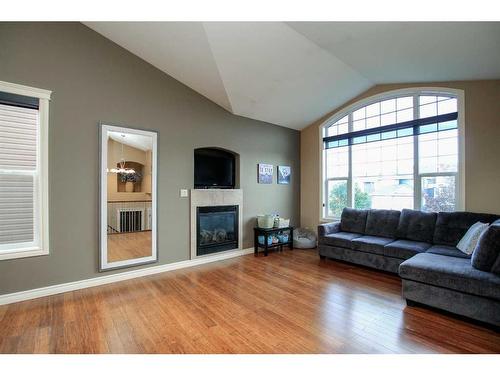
(399, 253, 500, 326)
(398, 212, 500, 326)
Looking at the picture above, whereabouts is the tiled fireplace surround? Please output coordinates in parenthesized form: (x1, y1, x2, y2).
(190, 189, 243, 259)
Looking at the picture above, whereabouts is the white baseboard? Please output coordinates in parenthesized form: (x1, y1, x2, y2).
(0, 247, 254, 306)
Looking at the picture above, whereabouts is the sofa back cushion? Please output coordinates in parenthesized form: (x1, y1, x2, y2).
(433, 212, 500, 246)
(471, 225, 500, 273)
(340, 208, 368, 234)
(396, 209, 437, 243)
(364, 209, 401, 238)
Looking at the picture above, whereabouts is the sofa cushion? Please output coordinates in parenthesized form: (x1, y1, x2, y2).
(471, 225, 500, 272)
(340, 208, 368, 234)
(319, 232, 362, 249)
(433, 211, 499, 247)
(426, 245, 471, 259)
(396, 209, 437, 243)
(351, 235, 395, 256)
(399, 253, 500, 301)
(364, 209, 401, 238)
(384, 239, 431, 260)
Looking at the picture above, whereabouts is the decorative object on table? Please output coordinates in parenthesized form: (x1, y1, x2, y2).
(257, 214, 275, 229)
(293, 228, 317, 249)
(254, 226, 294, 256)
(257, 163, 273, 184)
(274, 217, 290, 228)
(277, 165, 291, 184)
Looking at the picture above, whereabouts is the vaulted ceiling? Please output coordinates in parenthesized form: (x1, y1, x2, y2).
(85, 22, 500, 130)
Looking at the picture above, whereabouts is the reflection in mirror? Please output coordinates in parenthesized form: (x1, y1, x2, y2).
(100, 124, 157, 271)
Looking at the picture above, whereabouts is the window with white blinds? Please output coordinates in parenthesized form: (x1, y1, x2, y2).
(0, 81, 51, 260)
(0, 104, 38, 249)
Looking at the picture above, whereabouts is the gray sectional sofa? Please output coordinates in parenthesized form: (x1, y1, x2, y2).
(318, 208, 500, 327)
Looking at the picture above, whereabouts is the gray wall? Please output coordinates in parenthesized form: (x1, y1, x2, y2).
(0, 22, 300, 294)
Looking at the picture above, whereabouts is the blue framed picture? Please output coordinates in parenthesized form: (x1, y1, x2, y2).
(277, 166, 291, 184)
(258, 163, 273, 184)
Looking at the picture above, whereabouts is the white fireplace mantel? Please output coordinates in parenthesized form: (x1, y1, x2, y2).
(190, 189, 243, 260)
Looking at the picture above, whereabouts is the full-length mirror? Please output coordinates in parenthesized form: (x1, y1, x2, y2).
(99, 124, 158, 271)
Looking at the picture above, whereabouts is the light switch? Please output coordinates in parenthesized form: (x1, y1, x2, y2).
(180, 189, 189, 198)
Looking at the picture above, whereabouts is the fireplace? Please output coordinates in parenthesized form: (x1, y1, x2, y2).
(196, 205, 239, 256)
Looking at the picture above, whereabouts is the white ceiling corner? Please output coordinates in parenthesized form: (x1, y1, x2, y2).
(202, 22, 371, 129)
(84, 22, 500, 130)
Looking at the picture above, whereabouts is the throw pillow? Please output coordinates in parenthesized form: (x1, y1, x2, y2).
(456, 222, 489, 255)
(471, 225, 500, 272)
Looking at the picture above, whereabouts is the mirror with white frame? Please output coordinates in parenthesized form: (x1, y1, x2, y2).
(99, 124, 158, 271)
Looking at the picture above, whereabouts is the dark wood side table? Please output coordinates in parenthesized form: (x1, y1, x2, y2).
(253, 226, 294, 256)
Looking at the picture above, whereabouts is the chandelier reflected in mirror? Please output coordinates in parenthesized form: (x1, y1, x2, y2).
(107, 134, 136, 174)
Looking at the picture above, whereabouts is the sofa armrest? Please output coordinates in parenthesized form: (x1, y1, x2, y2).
(318, 221, 341, 237)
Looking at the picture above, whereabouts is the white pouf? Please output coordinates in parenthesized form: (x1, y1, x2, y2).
(293, 228, 317, 249)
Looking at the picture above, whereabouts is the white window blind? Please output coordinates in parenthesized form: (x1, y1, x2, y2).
(0, 103, 39, 251)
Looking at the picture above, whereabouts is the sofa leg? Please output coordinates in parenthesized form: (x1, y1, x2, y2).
(406, 299, 418, 307)
(319, 255, 326, 260)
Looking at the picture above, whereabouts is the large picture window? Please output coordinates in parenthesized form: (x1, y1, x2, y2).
(322, 89, 462, 219)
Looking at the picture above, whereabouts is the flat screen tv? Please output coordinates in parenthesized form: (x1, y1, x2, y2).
(194, 148, 235, 189)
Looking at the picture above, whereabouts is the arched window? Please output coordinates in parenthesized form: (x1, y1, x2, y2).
(321, 88, 463, 219)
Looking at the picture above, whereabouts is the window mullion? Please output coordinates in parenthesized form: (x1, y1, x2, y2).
(324, 178, 329, 218)
(419, 172, 457, 177)
(347, 113, 353, 208)
(413, 94, 421, 210)
(323, 142, 327, 218)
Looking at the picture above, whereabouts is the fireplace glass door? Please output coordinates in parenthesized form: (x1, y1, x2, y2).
(196, 205, 238, 256)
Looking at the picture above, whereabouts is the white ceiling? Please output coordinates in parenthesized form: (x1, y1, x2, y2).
(85, 22, 500, 130)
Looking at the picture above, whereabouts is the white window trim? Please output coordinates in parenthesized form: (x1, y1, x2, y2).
(0, 80, 51, 260)
(319, 87, 465, 222)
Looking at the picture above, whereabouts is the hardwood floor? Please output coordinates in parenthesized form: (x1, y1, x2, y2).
(107, 231, 152, 262)
(1, 249, 499, 354)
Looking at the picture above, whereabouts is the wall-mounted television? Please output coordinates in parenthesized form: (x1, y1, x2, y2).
(194, 148, 236, 189)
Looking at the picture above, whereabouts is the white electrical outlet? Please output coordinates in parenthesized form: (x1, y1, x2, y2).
(180, 189, 189, 198)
